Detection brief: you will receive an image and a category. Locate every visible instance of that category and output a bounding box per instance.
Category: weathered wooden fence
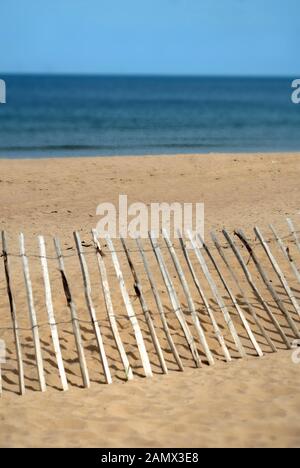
[0,218,299,396]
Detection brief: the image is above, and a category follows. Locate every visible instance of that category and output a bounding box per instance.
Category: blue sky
[1,0,298,76]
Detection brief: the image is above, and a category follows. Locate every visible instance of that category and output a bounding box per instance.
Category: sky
[0,0,298,76]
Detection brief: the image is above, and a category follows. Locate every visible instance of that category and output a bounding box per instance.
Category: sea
[0,75,299,158]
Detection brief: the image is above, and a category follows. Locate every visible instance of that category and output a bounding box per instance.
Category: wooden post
[211,231,276,353]
[19,233,46,392]
[91,229,133,381]
[270,224,300,284]
[178,232,231,362]
[162,229,214,366]
[136,237,184,371]
[236,230,300,340]
[39,236,68,391]
[287,218,300,254]
[74,232,112,384]
[149,232,202,368]
[223,229,290,349]
[254,227,300,319]
[121,236,168,374]
[54,236,90,388]
[2,231,25,395]
[187,231,246,358]
[198,233,263,357]
[106,235,153,378]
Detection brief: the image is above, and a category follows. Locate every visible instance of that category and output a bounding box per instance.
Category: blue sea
[0,75,299,158]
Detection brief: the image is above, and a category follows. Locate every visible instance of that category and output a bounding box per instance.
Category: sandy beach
[0,151,300,448]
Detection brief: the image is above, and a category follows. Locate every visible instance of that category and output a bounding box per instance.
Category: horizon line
[0,71,298,80]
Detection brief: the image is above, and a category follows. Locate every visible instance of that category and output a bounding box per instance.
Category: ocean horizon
[0,74,299,159]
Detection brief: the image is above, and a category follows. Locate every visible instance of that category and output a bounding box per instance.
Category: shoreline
[0,150,300,161]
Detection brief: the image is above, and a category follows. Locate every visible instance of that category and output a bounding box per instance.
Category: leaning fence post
[223,229,290,349]
[38,236,68,391]
[2,231,25,395]
[198,233,263,358]
[254,227,300,319]
[211,230,276,353]
[187,230,246,359]
[54,236,90,388]
[74,231,112,384]
[163,229,215,366]
[270,224,300,284]
[106,235,153,378]
[149,231,202,368]
[19,232,46,392]
[136,237,184,371]
[91,230,133,381]
[121,236,168,374]
[236,230,300,341]
[178,232,231,362]
[286,218,300,254]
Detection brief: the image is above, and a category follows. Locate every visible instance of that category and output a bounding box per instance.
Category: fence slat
[3,217,300,397]
[270,224,300,284]
[136,237,184,371]
[163,229,215,366]
[149,232,202,367]
[74,231,112,384]
[19,233,46,392]
[236,230,300,340]
[2,231,25,395]
[106,235,153,378]
[211,231,276,352]
[187,231,246,358]
[121,236,168,374]
[54,237,90,388]
[179,233,231,362]
[92,230,133,381]
[223,229,290,349]
[39,236,68,391]
[198,233,263,357]
[255,227,300,319]
[287,218,300,254]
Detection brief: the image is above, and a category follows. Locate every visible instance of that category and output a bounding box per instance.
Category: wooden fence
[0,218,299,396]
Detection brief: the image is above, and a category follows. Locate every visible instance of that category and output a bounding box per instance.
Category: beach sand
[0,151,299,448]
